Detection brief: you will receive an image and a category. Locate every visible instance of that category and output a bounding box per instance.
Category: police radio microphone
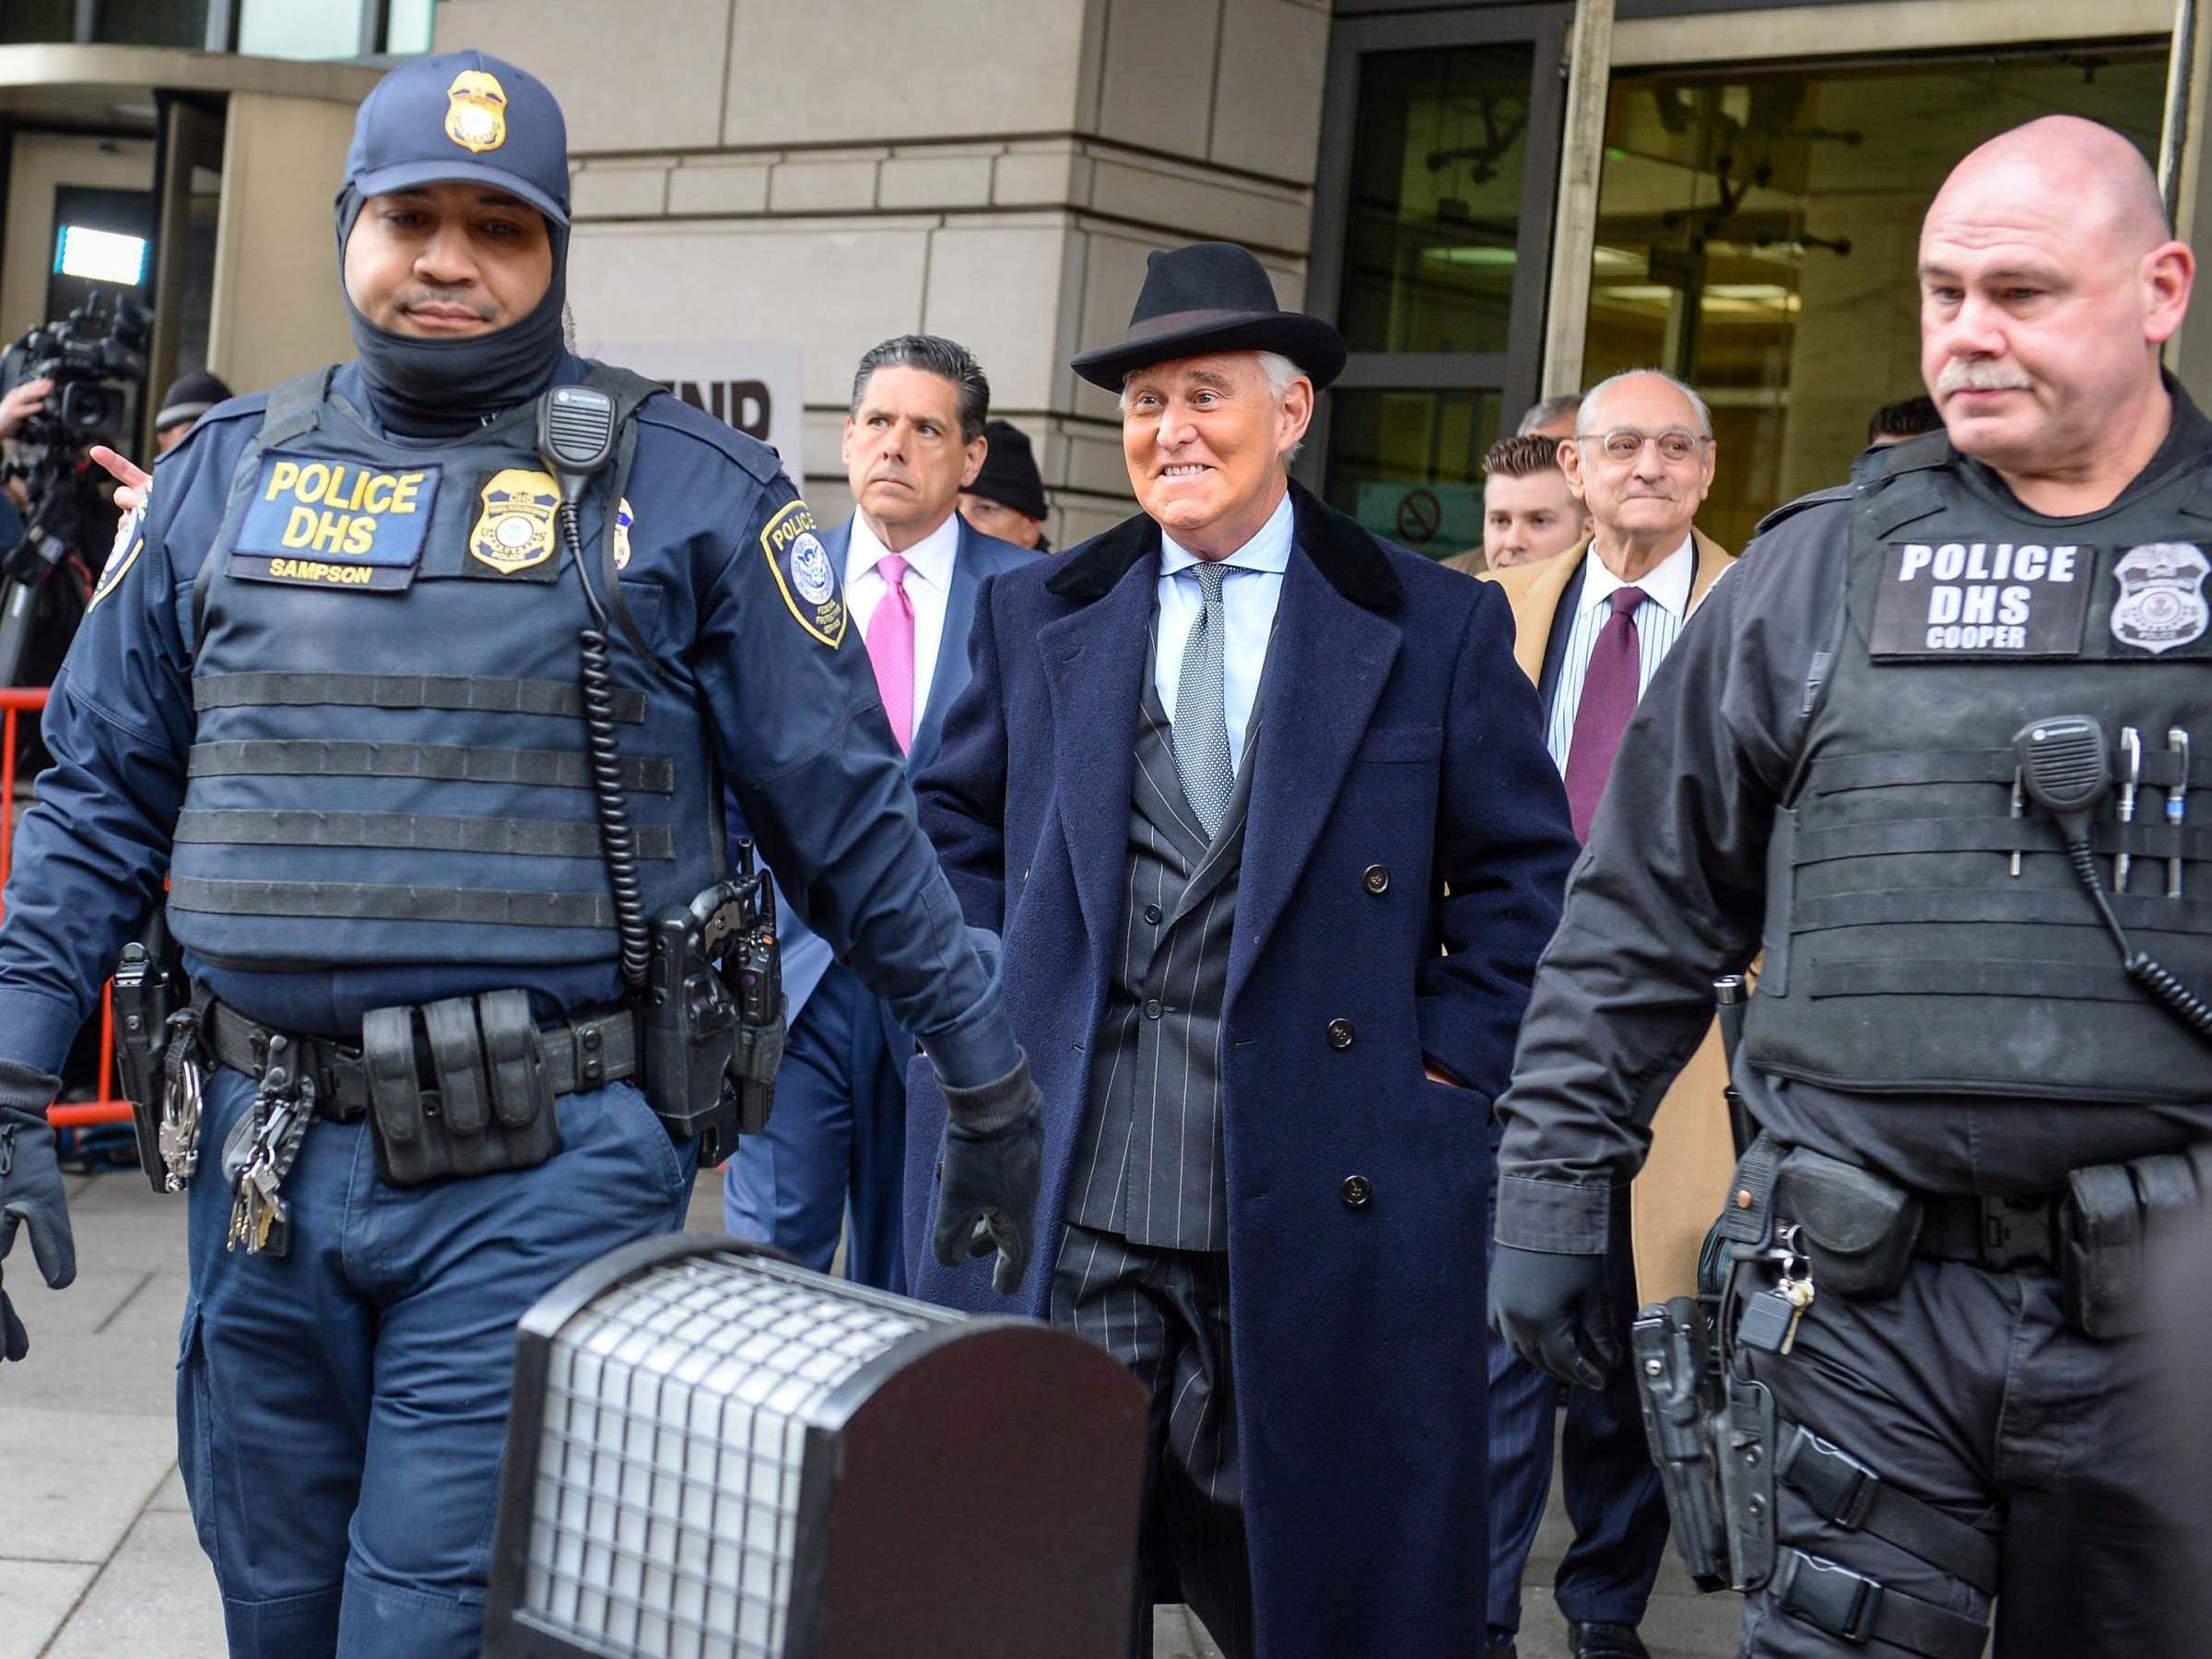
[2015,715,2212,1044]
[2015,715,2109,841]
[539,382,650,985]
[537,384,618,492]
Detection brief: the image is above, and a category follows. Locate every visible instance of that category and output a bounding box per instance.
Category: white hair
[1118,349,1309,462]
[1578,368,1713,441]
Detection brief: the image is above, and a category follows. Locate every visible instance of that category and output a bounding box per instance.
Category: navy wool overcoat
[903,481,1576,1659]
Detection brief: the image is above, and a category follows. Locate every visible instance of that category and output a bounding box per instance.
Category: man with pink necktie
[724,335,1038,1287]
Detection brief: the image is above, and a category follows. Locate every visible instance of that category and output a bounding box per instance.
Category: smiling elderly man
[905,241,1578,1659]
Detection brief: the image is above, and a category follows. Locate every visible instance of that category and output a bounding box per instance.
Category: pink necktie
[1562,585,1646,842]
[865,551,915,752]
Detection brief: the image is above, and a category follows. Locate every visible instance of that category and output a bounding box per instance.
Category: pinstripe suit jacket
[906,480,1578,1659]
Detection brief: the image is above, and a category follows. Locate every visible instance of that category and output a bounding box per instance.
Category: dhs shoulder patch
[759,500,845,647]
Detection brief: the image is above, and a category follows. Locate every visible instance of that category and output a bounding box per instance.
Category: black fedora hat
[1071,241,1347,393]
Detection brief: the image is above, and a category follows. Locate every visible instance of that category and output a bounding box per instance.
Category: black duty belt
[1914,1191,2062,1269]
[202,995,638,1123]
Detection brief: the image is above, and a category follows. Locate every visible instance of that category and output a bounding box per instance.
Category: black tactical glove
[933,1049,1042,1297]
[1489,1243,1618,1390]
[0,1061,73,1364]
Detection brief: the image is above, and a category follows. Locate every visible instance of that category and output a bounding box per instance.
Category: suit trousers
[722,963,909,1290]
[176,1065,698,1658]
[1053,1223,1254,1659]
[1484,1171,1669,1637]
[1733,1253,2194,1659]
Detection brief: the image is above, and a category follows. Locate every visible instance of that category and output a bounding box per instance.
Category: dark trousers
[1485,1176,1669,1637]
[1052,1223,1254,1659]
[722,963,908,1290]
[1735,1253,2193,1658]
[177,1065,698,1657]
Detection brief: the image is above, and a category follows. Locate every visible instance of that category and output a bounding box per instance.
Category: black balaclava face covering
[335,183,568,439]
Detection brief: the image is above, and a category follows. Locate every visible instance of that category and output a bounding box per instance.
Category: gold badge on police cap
[444,69,509,155]
[470,469,560,574]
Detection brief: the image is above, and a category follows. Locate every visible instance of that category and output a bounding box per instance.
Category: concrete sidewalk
[0,1168,1742,1658]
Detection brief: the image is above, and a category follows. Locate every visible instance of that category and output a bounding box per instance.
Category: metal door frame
[1299,2,1573,488]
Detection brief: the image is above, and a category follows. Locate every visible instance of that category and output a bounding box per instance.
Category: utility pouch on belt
[2062,1151,2202,1339]
[362,990,560,1186]
[1774,1148,1923,1299]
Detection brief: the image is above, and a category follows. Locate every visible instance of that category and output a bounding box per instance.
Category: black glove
[933,1049,1042,1296]
[0,1062,74,1364]
[1489,1242,1618,1390]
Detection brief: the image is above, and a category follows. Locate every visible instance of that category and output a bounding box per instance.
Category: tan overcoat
[1484,531,1739,1301]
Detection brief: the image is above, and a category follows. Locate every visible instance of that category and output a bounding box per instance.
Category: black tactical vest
[1742,435,2212,1104]
[168,370,724,974]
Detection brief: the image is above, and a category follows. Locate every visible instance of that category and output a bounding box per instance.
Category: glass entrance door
[1303,5,1571,563]
[1582,40,2172,551]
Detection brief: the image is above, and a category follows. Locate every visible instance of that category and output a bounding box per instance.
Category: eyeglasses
[1576,429,1710,465]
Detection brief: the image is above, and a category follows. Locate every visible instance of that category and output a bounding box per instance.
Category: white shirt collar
[1159,488,1295,576]
[1579,531,1698,618]
[845,508,960,591]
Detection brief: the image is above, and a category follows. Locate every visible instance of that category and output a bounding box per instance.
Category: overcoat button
[1326,1018,1355,1049]
[1341,1174,1373,1208]
[1144,903,1163,924]
[1145,999,1163,1019]
[1363,864,1390,895]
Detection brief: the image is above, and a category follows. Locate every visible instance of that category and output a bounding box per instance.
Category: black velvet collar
[1046,478,1402,611]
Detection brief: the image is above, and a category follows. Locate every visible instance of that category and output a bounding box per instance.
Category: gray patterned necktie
[1172,560,1235,839]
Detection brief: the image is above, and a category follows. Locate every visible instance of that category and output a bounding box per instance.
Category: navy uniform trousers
[1484,1155,1668,1641]
[721,963,908,1289]
[178,1065,697,1658]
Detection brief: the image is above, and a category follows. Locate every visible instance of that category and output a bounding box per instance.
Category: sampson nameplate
[230,453,441,591]
[1868,539,2091,659]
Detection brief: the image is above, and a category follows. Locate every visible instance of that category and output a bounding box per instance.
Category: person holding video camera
[0,49,1041,1659]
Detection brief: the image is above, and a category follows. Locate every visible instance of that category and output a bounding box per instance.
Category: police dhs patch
[759,500,846,647]
[1868,538,2092,659]
[2109,542,2209,654]
[470,469,560,577]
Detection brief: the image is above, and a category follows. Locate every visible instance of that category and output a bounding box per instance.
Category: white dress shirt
[1155,488,1294,771]
[843,509,959,725]
[1546,532,1697,773]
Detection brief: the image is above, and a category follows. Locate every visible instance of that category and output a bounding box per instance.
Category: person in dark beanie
[152,368,235,454]
[959,416,1052,549]
[9,48,1041,1657]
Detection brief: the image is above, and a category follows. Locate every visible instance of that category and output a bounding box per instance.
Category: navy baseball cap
[344,50,570,227]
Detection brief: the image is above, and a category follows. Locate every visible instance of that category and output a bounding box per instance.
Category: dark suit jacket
[771,513,1036,1023]
[905,481,1577,1659]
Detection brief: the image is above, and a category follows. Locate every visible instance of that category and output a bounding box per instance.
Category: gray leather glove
[933,1048,1042,1297]
[0,1061,73,1364]
[1488,1242,1618,1390]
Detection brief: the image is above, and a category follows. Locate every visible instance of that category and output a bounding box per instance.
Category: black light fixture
[483,1236,1147,1659]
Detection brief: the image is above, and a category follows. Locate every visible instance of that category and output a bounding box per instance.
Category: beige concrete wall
[436,0,1331,545]
[0,134,156,347]
[206,92,359,397]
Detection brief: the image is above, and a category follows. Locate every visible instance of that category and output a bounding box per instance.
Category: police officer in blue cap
[0,50,1041,1657]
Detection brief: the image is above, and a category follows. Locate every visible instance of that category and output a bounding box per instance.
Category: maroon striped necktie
[1562,585,1647,841]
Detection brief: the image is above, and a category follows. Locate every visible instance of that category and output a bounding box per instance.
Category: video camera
[0,296,151,688]
[0,295,151,451]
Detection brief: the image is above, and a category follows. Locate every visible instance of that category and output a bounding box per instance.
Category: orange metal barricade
[0,688,133,1131]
